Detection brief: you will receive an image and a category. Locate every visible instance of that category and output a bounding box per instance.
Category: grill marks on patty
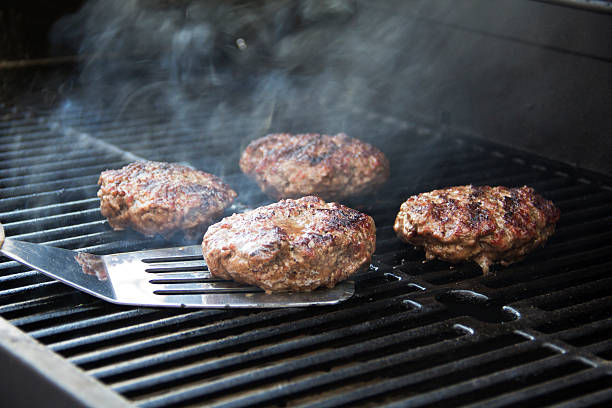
[394,185,560,272]
[98,161,236,240]
[279,133,341,164]
[202,196,376,292]
[240,133,389,201]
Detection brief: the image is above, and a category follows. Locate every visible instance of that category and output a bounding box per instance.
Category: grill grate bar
[0,161,127,188]
[0,269,50,293]
[0,268,42,283]
[77,296,404,371]
[0,174,100,198]
[490,261,612,306]
[378,355,587,408]
[0,116,41,129]
[557,316,612,345]
[58,116,171,135]
[80,126,200,145]
[0,155,122,179]
[0,126,57,140]
[234,338,552,408]
[0,141,105,161]
[93,298,419,383]
[543,186,606,206]
[45,103,161,120]
[9,303,104,328]
[0,291,94,316]
[116,315,461,402]
[133,326,485,408]
[0,280,69,305]
[550,387,612,408]
[449,169,565,191]
[530,277,612,312]
[387,157,527,187]
[0,132,76,152]
[0,151,110,171]
[510,229,611,262]
[534,296,612,334]
[553,217,612,242]
[581,338,612,357]
[66,308,299,365]
[0,197,99,221]
[557,205,612,227]
[5,220,109,243]
[48,309,227,352]
[3,208,102,235]
[28,308,171,340]
[559,191,612,212]
[2,102,612,407]
[475,245,612,291]
[50,115,167,133]
[0,185,99,212]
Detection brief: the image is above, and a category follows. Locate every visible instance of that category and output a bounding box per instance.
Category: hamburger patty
[393,185,560,272]
[202,196,376,292]
[239,133,389,201]
[98,161,236,239]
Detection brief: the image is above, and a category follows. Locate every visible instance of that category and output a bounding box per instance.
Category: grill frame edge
[0,315,134,408]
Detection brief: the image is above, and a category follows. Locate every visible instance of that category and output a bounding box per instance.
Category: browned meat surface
[202,196,376,292]
[393,185,560,272]
[239,133,389,201]
[98,161,236,239]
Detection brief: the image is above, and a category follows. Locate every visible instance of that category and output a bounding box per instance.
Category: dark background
[1,0,611,176]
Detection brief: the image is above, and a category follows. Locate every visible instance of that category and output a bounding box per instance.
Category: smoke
[48,0,465,206]
[49,0,436,129]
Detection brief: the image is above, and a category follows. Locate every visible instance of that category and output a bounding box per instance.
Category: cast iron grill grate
[1,102,612,407]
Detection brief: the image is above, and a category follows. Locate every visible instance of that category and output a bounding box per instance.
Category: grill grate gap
[535,280,612,312]
[414,360,590,408]
[536,303,612,335]
[32,309,194,344]
[565,325,612,348]
[220,334,529,408]
[501,373,612,408]
[480,245,612,290]
[94,301,417,384]
[123,323,467,404]
[51,309,234,356]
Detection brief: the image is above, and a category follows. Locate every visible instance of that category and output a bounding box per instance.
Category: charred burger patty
[202,196,376,292]
[239,133,389,201]
[98,161,236,239]
[393,185,560,272]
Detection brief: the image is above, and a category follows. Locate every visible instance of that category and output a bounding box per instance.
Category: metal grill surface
[1,102,612,407]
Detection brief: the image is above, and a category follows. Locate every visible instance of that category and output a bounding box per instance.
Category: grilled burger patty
[394,185,560,272]
[98,161,236,239]
[239,133,389,201]
[202,196,376,292]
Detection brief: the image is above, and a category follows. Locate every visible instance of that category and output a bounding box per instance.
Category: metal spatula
[0,224,354,308]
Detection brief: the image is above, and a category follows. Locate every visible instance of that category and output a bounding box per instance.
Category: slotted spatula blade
[0,226,354,308]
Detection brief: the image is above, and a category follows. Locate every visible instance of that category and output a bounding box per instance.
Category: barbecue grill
[2,99,612,407]
[2,0,612,407]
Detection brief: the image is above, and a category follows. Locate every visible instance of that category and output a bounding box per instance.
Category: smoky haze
[51,0,522,211]
[49,0,441,142]
[48,0,612,179]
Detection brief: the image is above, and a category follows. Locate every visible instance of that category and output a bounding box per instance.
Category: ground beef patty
[98,161,236,239]
[394,185,560,273]
[202,196,376,292]
[239,133,389,201]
